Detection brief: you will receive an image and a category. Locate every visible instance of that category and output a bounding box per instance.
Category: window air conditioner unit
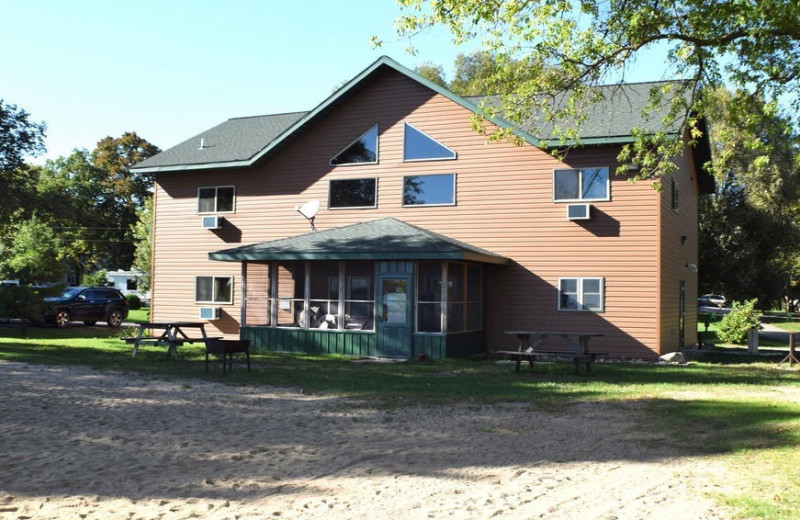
[199,307,220,320]
[566,203,591,221]
[202,216,222,229]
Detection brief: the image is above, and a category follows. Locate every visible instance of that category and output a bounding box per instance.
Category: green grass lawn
[125,307,150,324]
[0,324,798,519]
[769,321,800,333]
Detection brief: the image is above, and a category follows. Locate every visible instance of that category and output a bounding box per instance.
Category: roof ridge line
[228,110,309,121]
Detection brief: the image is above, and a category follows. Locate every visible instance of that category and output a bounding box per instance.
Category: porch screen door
[377,275,413,358]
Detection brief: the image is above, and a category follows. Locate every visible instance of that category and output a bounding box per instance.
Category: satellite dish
[295,200,320,231]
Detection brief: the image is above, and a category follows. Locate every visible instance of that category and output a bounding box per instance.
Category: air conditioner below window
[566,203,591,221]
[202,216,222,229]
[199,307,220,320]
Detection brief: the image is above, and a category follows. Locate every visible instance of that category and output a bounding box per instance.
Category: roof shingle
[209,217,509,264]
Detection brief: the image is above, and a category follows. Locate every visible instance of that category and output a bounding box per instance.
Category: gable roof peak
[131,55,705,174]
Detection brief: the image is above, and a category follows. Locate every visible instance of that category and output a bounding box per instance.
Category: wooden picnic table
[124,322,220,361]
[496,330,607,374]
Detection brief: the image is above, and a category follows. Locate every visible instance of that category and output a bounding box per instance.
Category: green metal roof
[209,217,509,264]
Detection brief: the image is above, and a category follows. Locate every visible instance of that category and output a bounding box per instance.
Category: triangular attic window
[330,124,379,166]
[404,123,456,161]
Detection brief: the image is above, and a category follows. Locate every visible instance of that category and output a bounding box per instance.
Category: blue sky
[2,1,668,162]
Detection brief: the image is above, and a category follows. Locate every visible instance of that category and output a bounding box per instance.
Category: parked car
[698,294,726,308]
[44,287,129,327]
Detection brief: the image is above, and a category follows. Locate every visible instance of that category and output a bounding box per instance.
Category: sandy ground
[0,361,731,520]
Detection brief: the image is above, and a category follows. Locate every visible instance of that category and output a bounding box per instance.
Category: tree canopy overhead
[383,0,800,180]
[0,99,46,173]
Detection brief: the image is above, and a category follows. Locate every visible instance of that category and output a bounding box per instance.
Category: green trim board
[241,327,460,360]
[242,326,378,357]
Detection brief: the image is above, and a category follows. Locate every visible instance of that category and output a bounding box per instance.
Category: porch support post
[441,261,448,334]
[241,261,247,326]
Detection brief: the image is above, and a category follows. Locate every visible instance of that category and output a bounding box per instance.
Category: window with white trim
[198,186,235,213]
[553,167,609,201]
[329,178,377,208]
[403,174,456,206]
[330,124,378,166]
[195,276,233,304]
[558,277,604,311]
[403,122,456,161]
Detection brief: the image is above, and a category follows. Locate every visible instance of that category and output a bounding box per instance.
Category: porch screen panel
[309,262,340,329]
[417,261,442,333]
[277,262,305,327]
[466,264,483,330]
[344,262,374,330]
[244,262,271,326]
[447,263,464,332]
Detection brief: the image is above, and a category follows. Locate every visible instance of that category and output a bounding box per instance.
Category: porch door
[377,274,413,358]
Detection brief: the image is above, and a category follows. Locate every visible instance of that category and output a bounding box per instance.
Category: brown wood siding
[658,137,701,353]
[152,69,674,356]
[243,262,270,326]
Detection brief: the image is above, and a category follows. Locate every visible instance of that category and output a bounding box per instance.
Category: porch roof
[209,217,509,265]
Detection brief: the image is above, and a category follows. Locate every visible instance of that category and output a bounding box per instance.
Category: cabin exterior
[132,56,713,360]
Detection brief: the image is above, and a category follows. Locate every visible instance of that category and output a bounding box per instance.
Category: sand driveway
[0,361,728,519]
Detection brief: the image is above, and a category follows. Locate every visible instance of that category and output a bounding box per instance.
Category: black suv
[44,287,129,328]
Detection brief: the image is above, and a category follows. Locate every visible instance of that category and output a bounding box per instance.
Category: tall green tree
[33,132,160,281]
[0,99,46,172]
[699,89,800,307]
[0,214,64,283]
[36,150,115,279]
[383,0,800,180]
[91,132,160,209]
[416,51,521,96]
[414,62,447,87]
[0,100,46,221]
[131,197,153,292]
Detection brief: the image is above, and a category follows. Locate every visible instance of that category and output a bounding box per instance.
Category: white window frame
[557,277,605,312]
[329,124,379,166]
[197,185,236,214]
[552,167,610,202]
[402,173,457,207]
[403,122,457,162]
[195,275,234,304]
[328,177,378,209]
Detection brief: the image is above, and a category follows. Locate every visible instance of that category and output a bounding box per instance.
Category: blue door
[376,274,413,358]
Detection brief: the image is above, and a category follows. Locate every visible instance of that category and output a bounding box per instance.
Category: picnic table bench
[496,331,608,374]
[123,321,221,361]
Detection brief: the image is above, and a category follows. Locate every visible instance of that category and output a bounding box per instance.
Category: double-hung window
[553,167,609,201]
[558,277,604,311]
[198,186,235,213]
[196,276,233,304]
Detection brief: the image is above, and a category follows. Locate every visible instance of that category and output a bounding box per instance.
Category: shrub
[0,284,48,325]
[81,270,108,287]
[125,293,142,310]
[717,299,761,344]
